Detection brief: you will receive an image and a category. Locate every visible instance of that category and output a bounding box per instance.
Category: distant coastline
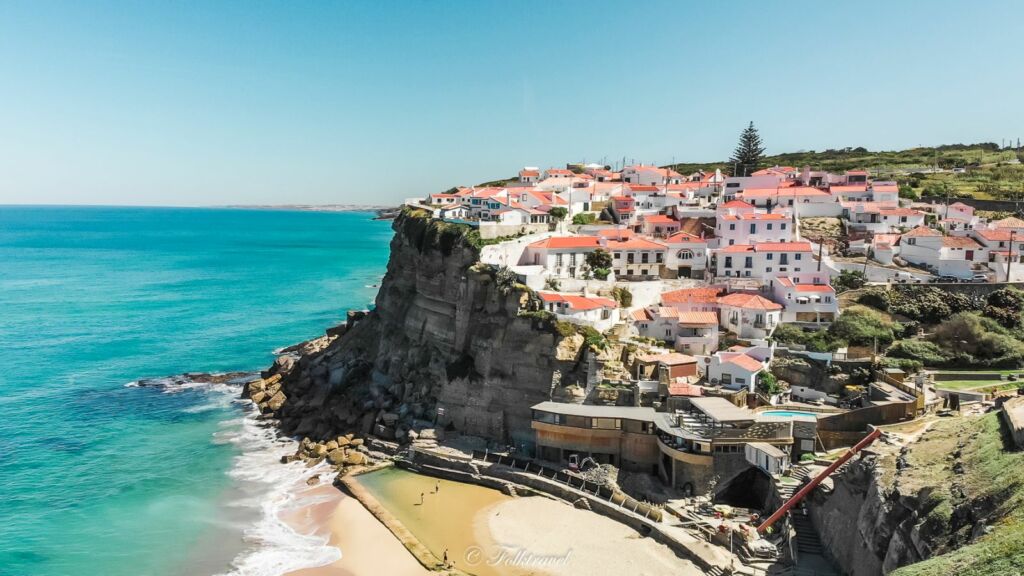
[222,204,401,220]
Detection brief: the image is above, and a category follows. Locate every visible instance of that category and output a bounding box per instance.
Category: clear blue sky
[2,0,1022,206]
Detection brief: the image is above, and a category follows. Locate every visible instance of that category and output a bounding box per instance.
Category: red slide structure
[757,427,882,533]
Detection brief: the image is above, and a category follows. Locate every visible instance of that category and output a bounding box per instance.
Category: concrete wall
[479,221,550,240]
[1002,397,1024,449]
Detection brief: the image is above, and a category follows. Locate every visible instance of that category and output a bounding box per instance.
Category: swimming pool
[760,410,820,419]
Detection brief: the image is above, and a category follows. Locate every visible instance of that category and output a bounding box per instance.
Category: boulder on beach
[266,391,286,411]
[327,448,347,465]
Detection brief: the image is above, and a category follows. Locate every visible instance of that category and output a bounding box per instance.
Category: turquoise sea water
[0,206,393,576]
[760,410,819,419]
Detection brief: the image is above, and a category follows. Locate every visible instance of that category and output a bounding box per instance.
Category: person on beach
[443,548,449,567]
[420,492,425,505]
[435,480,440,493]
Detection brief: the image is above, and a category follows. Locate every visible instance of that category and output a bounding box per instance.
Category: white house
[898,226,984,279]
[605,237,667,280]
[538,292,620,332]
[971,228,1024,281]
[740,186,842,217]
[714,241,816,283]
[844,204,926,233]
[639,214,681,238]
[520,236,602,278]
[663,232,709,279]
[771,276,839,324]
[660,287,725,313]
[519,167,540,184]
[721,175,787,200]
[621,165,683,186]
[707,351,767,393]
[630,308,720,355]
[715,212,793,246]
[746,442,790,476]
[717,292,782,340]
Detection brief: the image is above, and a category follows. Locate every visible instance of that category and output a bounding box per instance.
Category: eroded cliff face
[809,414,1015,576]
[246,211,584,446]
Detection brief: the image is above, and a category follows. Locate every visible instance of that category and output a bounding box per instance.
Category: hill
[666,143,1024,201]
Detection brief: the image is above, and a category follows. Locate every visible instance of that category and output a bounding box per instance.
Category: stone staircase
[791,512,824,556]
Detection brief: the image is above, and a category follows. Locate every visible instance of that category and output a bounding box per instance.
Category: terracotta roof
[538,292,618,311]
[719,213,789,221]
[546,169,573,175]
[676,311,719,324]
[644,215,678,224]
[627,185,661,192]
[741,186,830,198]
[717,293,782,310]
[940,236,981,249]
[974,229,1015,242]
[630,308,653,321]
[830,185,869,193]
[528,236,602,249]
[519,170,539,177]
[720,200,754,209]
[794,284,835,293]
[994,217,1024,229]
[719,241,813,253]
[605,238,667,251]
[661,287,724,305]
[902,226,941,237]
[723,353,765,372]
[877,208,923,216]
[664,232,706,244]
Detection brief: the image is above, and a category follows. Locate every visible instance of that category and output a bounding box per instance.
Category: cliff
[808,412,1024,576]
[244,209,585,447]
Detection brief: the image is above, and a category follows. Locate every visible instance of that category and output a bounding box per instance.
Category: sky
[1,0,1023,206]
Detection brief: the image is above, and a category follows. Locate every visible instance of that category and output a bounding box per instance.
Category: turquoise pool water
[760,410,820,419]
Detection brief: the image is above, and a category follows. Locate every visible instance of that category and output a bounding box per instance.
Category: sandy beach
[282,468,702,576]
[483,497,703,576]
[284,483,427,576]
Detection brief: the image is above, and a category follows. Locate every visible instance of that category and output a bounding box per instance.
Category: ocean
[0,206,394,576]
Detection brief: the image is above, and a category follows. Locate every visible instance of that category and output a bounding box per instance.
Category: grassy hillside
[667,143,1024,201]
[890,412,1024,576]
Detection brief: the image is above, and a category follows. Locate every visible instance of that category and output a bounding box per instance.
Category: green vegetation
[729,121,766,177]
[757,371,782,395]
[610,286,633,307]
[832,269,867,293]
[890,413,1024,576]
[773,305,900,352]
[586,249,613,281]
[547,206,568,221]
[665,142,1024,201]
[572,213,597,225]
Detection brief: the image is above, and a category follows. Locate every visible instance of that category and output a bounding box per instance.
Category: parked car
[972,273,990,283]
[893,271,917,283]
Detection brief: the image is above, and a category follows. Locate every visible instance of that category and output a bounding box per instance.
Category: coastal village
[244,155,1024,576]
[385,161,1021,574]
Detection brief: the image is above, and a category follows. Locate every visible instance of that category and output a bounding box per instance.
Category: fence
[471,450,663,522]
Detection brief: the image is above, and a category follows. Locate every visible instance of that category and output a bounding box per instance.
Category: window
[614,252,621,259]
[641,253,649,264]
[749,223,756,234]
[780,253,789,265]
[591,418,620,430]
[677,249,693,260]
[729,223,736,231]
[725,256,733,268]
[735,377,745,385]
[766,267,773,273]
[627,253,635,264]
[766,253,773,260]
[767,223,773,230]
[781,223,787,230]
[825,296,832,303]
[744,256,753,268]
[795,253,802,260]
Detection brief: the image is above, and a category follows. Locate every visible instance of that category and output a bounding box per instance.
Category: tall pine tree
[729,121,766,177]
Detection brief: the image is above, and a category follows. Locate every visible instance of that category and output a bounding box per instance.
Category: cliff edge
[244,208,584,447]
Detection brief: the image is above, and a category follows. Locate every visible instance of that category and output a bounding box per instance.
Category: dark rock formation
[244,209,584,446]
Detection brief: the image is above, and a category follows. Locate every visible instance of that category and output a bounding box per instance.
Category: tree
[833,270,867,293]
[585,249,613,271]
[548,207,568,221]
[572,213,597,225]
[729,121,766,177]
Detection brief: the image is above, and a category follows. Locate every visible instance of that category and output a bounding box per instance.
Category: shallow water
[0,206,392,576]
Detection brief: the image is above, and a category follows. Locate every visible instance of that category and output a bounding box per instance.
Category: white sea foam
[129,374,343,576]
[217,407,342,576]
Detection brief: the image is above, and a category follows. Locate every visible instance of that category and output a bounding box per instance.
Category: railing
[471,450,663,522]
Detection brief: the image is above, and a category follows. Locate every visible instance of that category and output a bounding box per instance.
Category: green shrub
[888,340,951,366]
[857,288,890,311]
[555,321,577,338]
[828,305,897,347]
[579,326,607,350]
[611,286,633,307]
[593,268,611,280]
[930,313,1024,367]
[572,213,597,225]
[833,270,867,293]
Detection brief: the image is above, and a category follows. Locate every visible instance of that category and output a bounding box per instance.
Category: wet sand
[285,483,427,576]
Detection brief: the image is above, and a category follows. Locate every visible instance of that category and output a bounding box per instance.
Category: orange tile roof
[720,200,754,209]
[630,308,653,321]
[903,226,941,237]
[723,353,765,372]
[974,229,1015,242]
[538,292,618,310]
[665,232,706,244]
[742,186,830,198]
[994,217,1024,228]
[668,382,703,397]
[637,352,697,365]
[940,236,981,249]
[661,287,724,305]
[719,213,789,221]
[528,236,602,249]
[717,292,782,310]
[595,228,636,239]
[719,241,812,253]
[644,215,678,224]
[676,311,719,324]
[794,284,835,293]
[605,238,667,251]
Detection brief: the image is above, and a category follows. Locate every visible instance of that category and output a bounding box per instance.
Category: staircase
[791,512,824,556]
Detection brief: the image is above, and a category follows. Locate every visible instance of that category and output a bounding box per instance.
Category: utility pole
[1008,230,1016,282]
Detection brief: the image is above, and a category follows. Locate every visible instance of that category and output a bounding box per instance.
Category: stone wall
[1003,397,1024,449]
